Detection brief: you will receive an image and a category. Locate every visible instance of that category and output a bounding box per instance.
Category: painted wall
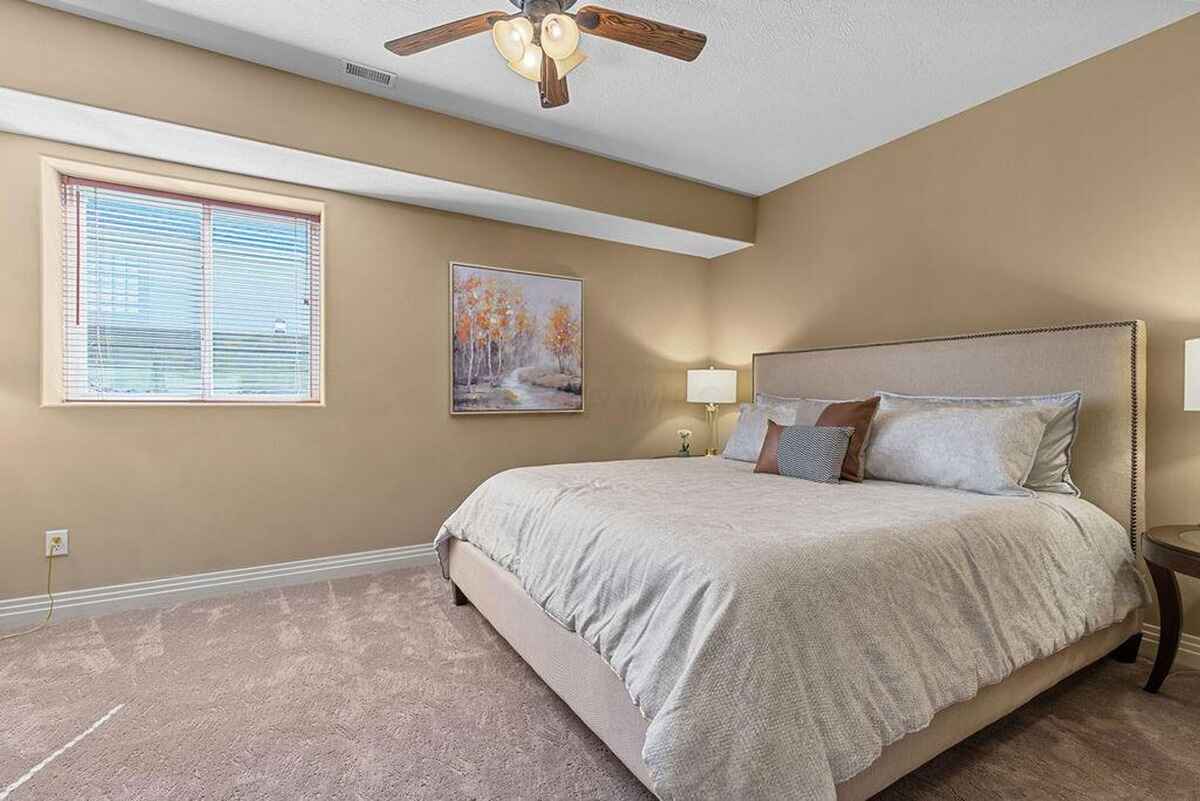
[0,134,710,598]
[710,15,1200,635]
[3,0,1197,657]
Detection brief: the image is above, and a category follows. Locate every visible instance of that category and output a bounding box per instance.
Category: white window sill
[41,401,326,408]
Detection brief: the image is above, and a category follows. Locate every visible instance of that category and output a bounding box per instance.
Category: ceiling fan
[384,1,707,110]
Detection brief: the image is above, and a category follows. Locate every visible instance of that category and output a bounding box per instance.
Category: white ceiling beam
[0,88,752,259]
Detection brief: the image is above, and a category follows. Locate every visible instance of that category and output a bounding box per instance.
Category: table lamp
[687,367,738,456]
[1187,339,1200,411]
[1185,338,1200,545]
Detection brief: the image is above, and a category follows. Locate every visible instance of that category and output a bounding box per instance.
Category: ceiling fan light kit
[384,0,707,109]
[540,13,581,60]
[492,17,533,62]
[508,44,544,82]
[554,49,587,78]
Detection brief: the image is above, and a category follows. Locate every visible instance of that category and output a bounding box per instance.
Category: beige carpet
[1,565,1197,800]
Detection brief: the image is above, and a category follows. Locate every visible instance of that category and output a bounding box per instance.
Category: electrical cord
[0,556,55,642]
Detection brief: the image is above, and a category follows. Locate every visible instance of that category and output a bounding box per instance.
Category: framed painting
[449,262,584,415]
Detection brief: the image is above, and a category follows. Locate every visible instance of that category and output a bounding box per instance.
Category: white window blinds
[61,178,322,403]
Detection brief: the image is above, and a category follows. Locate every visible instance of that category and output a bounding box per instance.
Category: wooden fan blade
[385,11,510,56]
[539,56,570,109]
[574,6,706,62]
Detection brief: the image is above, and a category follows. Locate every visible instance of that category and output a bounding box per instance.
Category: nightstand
[1143,525,1200,693]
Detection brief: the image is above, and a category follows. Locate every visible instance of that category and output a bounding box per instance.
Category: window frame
[41,157,326,407]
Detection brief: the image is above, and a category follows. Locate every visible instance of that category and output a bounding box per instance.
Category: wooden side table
[1142,525,1200,693]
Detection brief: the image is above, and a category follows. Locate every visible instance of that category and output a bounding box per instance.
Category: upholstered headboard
[753,321,1147,550]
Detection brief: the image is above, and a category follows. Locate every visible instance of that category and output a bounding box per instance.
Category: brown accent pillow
[815,396,880,481]
[754,419,786,474]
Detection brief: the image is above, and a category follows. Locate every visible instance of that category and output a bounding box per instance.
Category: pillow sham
[755,422,854,483]
[876,391,1081,495]
[755,393,842,425]
[865,401,1057,496]
[814,397,880,482]
[722,398,801,462]
[751,394,879,479]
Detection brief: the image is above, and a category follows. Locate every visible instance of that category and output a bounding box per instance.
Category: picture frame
[449,262,584,415]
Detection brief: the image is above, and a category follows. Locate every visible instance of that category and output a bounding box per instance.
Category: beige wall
[0,0,739,601]
[710,15,1200,634]
[0,133,711,598]
[4,0,1197,649]
[0,0,754,244]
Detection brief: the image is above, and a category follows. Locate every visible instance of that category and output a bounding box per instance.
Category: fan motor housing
[509,0,578,11]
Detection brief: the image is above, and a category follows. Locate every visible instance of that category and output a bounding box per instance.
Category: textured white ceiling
[31,0,1200,196]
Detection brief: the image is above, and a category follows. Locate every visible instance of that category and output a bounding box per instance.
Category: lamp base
[705,402,720,457]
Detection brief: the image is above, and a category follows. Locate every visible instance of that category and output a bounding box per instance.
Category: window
[60,177,322,403]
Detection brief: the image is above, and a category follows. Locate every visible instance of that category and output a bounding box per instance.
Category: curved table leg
[1145,562,1182,693]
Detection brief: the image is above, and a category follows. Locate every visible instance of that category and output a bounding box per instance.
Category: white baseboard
[0,543,437,630]
[1141,623,1200,670]
[8,552,1198,674]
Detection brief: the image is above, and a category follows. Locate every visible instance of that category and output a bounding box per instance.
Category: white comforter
[434,457,1148,801]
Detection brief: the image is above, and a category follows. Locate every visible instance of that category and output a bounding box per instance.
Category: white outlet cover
[46,529,69,557]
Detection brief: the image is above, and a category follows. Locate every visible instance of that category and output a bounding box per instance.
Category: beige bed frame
[446,320,1148,800]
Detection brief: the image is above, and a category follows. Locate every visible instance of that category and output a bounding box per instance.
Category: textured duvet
[434,457,1148,801]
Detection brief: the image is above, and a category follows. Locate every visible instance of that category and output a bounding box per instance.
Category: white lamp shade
[687,368,737,404]
[1186,339,1200,411]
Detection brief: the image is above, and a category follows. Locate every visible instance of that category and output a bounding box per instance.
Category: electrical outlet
[45,529,69,557]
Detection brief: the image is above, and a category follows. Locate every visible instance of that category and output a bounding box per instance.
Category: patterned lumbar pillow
[755,421,855,483]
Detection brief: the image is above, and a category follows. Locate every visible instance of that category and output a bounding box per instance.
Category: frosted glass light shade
[492,20,526,62]
[554,49,587,78]
[508,45,543,82]
[510,17,535,44]
[1186,339,1200,411]
[687,368,737,404]
[541,13,580,60]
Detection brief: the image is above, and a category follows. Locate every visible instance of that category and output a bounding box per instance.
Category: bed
[436,321,1150,801]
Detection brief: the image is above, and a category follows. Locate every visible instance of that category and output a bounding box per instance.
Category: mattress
[435,457,1149,801]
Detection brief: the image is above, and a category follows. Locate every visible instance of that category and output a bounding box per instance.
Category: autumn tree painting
[544,303,581,373]
[451,264,582,413]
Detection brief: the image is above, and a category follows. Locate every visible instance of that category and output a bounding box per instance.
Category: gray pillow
[722,399,801,462]
[776,425,854,483]
[876,391,1081,495]
[755,393,849,426]
[728,394,859,462]
[865,400,1057,496]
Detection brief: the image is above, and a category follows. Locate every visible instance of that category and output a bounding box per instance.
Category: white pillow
[865,400,1057,496]
[756,393,849,420]
[725,393,868,464]
[876,391,1082,495]
[724,394,858,462]
[722,399,801,462]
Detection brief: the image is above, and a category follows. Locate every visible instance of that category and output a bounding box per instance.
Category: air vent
[343,60,396,88]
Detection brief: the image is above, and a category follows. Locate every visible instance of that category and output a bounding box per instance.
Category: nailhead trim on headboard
[752,321,1143,554]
